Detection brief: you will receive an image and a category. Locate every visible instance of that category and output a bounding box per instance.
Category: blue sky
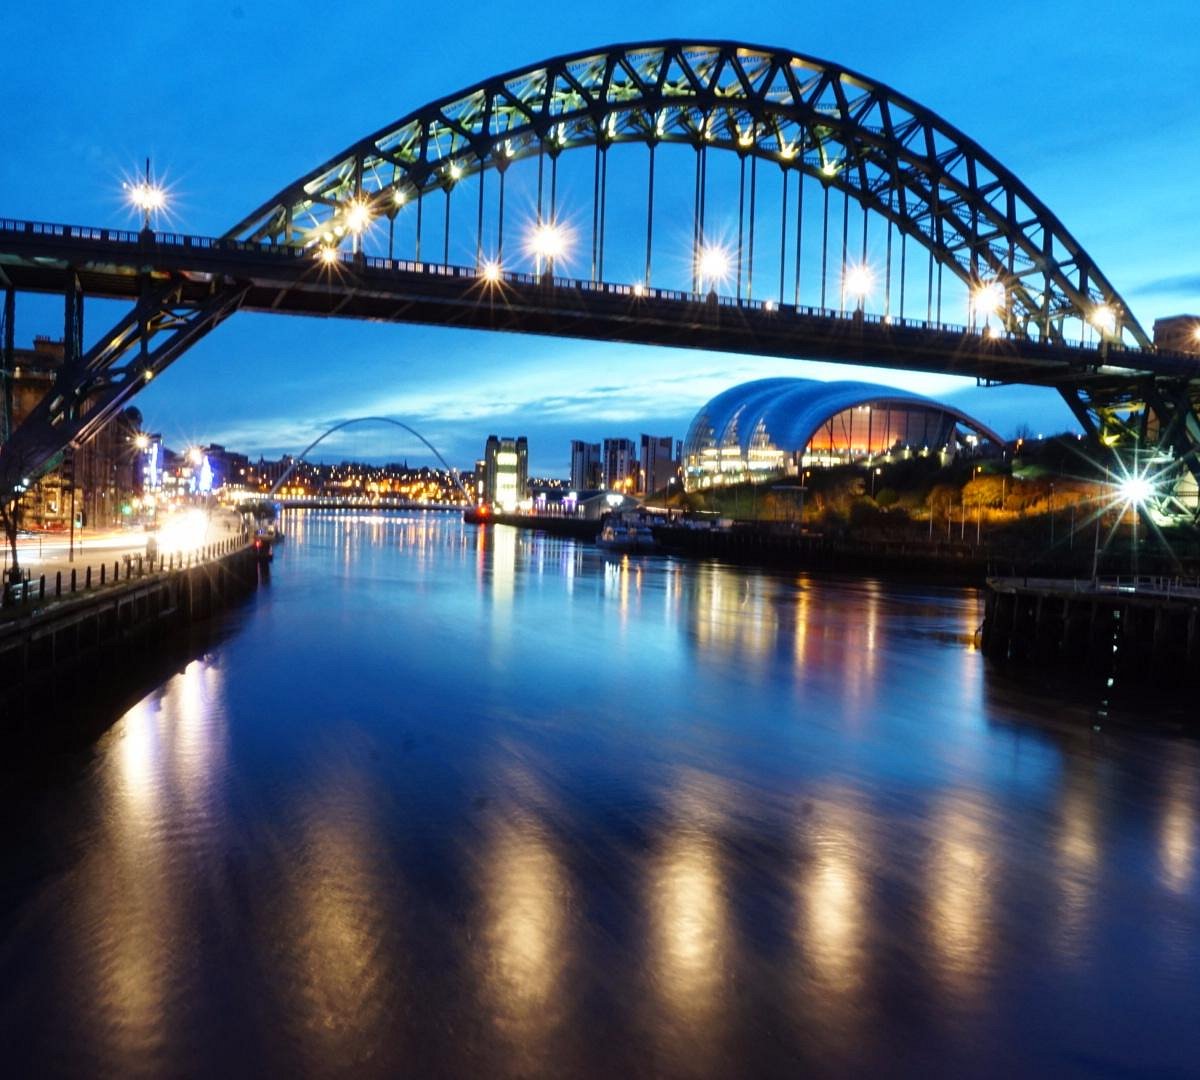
[5,1,1199,474]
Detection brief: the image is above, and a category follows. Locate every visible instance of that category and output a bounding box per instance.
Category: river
[1,511,1197,1077]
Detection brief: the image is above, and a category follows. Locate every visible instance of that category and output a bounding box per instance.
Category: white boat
[596,520,658,553]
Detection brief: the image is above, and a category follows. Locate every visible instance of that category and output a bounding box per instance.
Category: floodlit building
[682,378,1002,491]
[481,435,528,510]
[5,336,145,528]
[570,440,602,490]
[603,438,638,492]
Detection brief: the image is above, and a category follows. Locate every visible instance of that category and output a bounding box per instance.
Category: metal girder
[1063,377,1200,524]
[0,278,246,497]
[227,39,1150,350]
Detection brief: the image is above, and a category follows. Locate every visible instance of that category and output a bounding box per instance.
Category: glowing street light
[124,158,166,228]
[528,221,569,275]
[479,259,502,283]
[344,198,373,235]
[187,446,204,466]
[133,433,150,451]
[843,263,873,309]
[1118,473,1154,507]
[696,243,731,291]
[971,280,1005,325]
[1090,303,1118,337]
[317,246,339,267]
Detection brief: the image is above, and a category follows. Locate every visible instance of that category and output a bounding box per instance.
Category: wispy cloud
[1127,273,1200,299]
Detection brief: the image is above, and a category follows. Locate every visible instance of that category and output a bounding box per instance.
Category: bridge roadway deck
[3,218,1198,388]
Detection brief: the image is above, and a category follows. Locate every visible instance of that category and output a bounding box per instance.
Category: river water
[1,511,1197,1077]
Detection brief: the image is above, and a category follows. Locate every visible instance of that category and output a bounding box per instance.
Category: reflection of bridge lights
[971,280,1005,321]
[843,264,873,304]
[1090,303,1117,336]
[317,246,339,266]
[480,259,502,283]
[344,198,372,234]
[633,282,646,297]
[696,244,731,289]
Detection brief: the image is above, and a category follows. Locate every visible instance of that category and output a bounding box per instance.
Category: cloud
[1127,273,1200,299]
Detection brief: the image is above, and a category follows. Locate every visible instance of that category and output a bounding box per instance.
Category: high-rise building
[569,440,602,490]
[639,434,676,495]
[482,435,528,510]
[603,438,638,492]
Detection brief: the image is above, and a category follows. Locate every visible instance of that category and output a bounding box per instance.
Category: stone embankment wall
[0,541,262,685]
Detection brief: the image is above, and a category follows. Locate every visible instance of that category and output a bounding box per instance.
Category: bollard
[71,568,77,593]
[85,567,92,589]
[56,571,62,597]
[39,576,45,601]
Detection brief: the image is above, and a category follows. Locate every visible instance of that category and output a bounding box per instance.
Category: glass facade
[683,379,1001,491]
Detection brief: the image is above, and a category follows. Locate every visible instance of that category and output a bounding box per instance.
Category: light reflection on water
[1,511,1198,1077]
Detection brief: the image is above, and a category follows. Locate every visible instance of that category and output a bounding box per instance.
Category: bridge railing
[7,215,1198,369]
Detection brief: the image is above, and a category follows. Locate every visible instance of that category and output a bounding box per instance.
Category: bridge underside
[2,224,1199,523]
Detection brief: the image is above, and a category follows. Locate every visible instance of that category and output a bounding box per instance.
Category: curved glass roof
[684,377,1003,459]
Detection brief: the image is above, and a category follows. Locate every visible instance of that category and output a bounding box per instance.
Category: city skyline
[4,1,1197,475]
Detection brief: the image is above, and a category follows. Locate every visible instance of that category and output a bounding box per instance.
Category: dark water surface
[1,511,1197,1078]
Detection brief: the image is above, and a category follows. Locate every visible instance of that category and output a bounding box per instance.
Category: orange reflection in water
[926,793,995,996]
[1054,764,1101,958]
[648,774,731,1062]
[479,809,569,1052]
[1160,749,1198,893]
[75,656,226,1069]
[798,795,868,999]
[283,784,400,1065]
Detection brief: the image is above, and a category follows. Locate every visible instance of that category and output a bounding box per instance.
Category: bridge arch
[228,40,1149,349]
[269,416,469,500]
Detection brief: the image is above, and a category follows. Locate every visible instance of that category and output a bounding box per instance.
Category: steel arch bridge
[1,40,1198,519]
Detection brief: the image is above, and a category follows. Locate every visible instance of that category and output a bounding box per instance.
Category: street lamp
[528,221,569,277]
[843,264,873,312]
[124,158,166,229]
[970,280,1005,329]
[695,243,731,293]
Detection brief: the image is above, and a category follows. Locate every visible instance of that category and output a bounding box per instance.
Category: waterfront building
[1153,314,1200,354]
[570,440,602,490]
[682,378,1002,491]
[481,435,528,510]
[638,434,677,495]
[602,438,638,492]
[5,336,145,527]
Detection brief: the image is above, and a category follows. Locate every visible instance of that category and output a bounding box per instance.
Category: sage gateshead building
[682,378,1003,491]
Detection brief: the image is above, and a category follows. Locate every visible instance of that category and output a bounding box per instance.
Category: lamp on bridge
[529,221,569,279]
[124,157,167,230]
[344,198,373,255]
[844,264,873,314]
[696,243,731,296]
[970,280,1006,331]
